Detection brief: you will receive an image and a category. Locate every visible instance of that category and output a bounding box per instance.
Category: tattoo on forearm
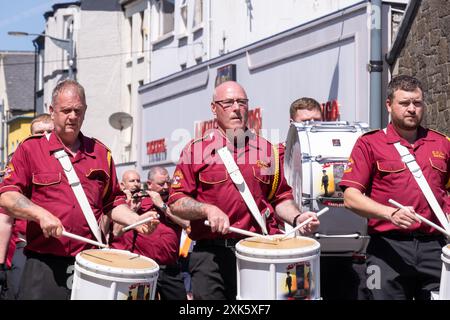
[12,196,32,211]
[171,197,205,219]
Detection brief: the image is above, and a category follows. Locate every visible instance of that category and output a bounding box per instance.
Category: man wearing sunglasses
[168,81,319,300]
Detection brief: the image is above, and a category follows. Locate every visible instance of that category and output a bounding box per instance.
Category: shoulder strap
[384,129,450,232]
[45,134,104,245]
[217,147,269,235]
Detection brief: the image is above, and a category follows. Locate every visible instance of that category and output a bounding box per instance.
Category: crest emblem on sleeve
[1,163,14,180]
[171,170,184,189]
[343,157,353,173]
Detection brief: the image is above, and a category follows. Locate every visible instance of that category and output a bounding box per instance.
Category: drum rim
[442,244,450,257]
[76,248,159,275]
[236,235,320,258]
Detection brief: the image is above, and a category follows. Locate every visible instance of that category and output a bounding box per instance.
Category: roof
[1,51,35,111]
[44,1,80,20]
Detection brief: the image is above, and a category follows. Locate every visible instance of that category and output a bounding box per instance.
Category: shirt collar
[385,123,433,145]
[214,127,260,152]
[47,131,96,158]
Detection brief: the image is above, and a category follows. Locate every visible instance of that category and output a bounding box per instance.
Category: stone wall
[396,0,450,136]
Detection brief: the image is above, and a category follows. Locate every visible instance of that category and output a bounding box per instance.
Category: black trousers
[320,255,370,300]
[18,252,75,300]
[189,245,237,300]
[366,233,446,300]
[156,263,187,300]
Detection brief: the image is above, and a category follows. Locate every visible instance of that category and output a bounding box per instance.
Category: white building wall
[139,3,372,175]
[121,0,151,167]
[42,5,81,112]
[76,0,124,163]
[148,0,366,81]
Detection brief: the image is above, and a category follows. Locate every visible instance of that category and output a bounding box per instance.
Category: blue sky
[0,0,75,51]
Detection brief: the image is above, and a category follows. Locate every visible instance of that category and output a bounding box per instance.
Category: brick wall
[397,0,450,136]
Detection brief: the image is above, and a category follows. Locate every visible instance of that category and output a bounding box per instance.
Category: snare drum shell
[235,236,321,300]
[70,249,159,300]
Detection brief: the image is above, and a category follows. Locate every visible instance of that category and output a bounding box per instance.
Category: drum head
[79,249,157,270]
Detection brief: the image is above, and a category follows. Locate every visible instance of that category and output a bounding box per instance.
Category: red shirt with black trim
[110,197,181,266]
[167,128,293,240]
[0,131,125,257]
[339,124,450,234]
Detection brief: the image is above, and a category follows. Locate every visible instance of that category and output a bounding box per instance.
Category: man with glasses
[110,167,189,300]
[168,80,319,300]
[341,75,450,300]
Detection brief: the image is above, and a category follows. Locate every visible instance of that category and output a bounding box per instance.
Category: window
[127,16,133,56]
[154,0,174,39]
[63,15,74,69]
[179,0,188,35]
[140,11,145,53]
[193,0,203,28]
[127,84,132,113]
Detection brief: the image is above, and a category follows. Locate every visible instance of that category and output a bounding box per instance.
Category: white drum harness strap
[45,133,104,245]
[217,147,269,235]
[383,128,450,233]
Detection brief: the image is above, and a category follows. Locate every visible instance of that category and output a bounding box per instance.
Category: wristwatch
[159,203,168,212]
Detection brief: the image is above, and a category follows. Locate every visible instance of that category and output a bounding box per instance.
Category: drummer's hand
[146,190,164,208]
[295,211,320,236]
[134,211,160,234]
[39,211,64,238]
[112,223,125,237]
[124,190,142,212]
[388,206,420,229]
[206,205,230,234]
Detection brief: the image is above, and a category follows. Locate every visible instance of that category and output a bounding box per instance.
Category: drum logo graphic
[282,262,313,300]
[126,283,153,300]
[317,162,346,206]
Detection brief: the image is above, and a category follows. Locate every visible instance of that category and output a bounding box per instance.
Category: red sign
[146,138,167,163]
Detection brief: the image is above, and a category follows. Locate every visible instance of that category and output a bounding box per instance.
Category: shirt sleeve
[0,143,32,197]
[339,137,373,193]
[168,143,198,205]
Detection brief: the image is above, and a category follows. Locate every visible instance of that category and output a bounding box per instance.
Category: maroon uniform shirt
[0,132,125,257]
[110,197,181,266]
[340,124,450,234]
[168,128,294,240]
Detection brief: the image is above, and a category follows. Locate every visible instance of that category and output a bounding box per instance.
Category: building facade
[0,51,35,167]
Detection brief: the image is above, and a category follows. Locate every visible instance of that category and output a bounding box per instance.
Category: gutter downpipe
[32,40,38,117]
[369,0,383,130]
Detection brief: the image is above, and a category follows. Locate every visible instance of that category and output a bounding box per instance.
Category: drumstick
[388,199,450,238]
[280,207,330,240]
[62,230,108,248]
[122,214,160,232]
[203,220,273,240]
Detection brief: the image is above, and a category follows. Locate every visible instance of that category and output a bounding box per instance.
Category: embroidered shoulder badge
[171,170,184,189]
[343,157,354,173]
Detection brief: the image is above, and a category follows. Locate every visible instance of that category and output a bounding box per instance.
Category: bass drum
[284,121,370,255]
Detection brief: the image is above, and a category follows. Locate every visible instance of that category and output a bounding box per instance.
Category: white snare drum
[285,121,370,253]
[235,235,320,300]
[71,249,159,300]
[439,244,450,300]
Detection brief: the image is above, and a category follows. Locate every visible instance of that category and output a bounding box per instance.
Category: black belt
[195,238,241,248]
[374,231,444,241]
